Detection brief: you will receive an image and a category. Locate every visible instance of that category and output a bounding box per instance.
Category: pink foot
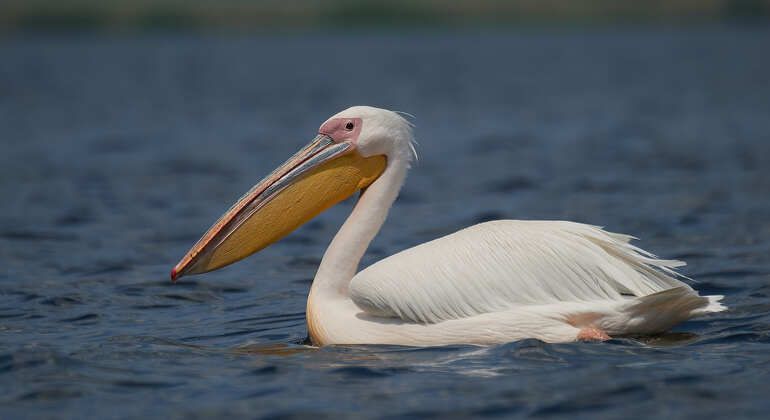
[577,327,611,341]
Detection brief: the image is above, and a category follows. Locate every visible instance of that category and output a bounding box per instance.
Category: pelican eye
[345,121,355,130]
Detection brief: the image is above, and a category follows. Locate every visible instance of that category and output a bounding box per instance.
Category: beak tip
[170,267,178,282]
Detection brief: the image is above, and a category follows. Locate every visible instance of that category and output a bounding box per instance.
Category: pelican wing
[349,220,690,324]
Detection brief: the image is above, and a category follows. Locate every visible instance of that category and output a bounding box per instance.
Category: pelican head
[171,106,414,280]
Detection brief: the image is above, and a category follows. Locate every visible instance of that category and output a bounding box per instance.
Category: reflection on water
[1,28,770,418]
[630,332,699,346]
[233,343,316,356]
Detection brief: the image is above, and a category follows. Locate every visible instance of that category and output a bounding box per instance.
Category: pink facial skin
[318,117,363,144]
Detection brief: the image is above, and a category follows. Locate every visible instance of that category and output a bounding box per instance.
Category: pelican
[171,106,725,346]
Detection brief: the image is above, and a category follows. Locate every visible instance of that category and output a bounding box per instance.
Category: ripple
[39,296,83,307]
[242,387,283,399]
[131,304,178,310]
[0,311,27,319]
[157,158,237,177]
[487,176,536,193]
[161,293,217,303]
[60,313,100,323]
[471,211,510,224]
[692,269,766,279]
[0,230,77,241]
[112,379,180,389]
[287,256,322,268]
[225,312,305,325]
[232,343,315,356]
[72,262,133,277]
[248,365,278,375]
[0,356,46,374]
[280,234,317,245]
[696,331,769,345]
[330,366,391,378]
[17,389,82,401]
[182,329,271,342]
[54,208,95,227]
[472,404,524,417]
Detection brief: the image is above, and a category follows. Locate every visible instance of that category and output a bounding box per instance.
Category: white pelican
[171,106,725,346]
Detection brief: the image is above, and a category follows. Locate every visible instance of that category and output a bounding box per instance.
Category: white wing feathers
[349,220,697,324]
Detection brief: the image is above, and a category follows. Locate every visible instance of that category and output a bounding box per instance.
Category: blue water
[1,28,769,418]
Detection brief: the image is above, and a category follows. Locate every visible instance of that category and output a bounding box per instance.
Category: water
[1,28,769,418]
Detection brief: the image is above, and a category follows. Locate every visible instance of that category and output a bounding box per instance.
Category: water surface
[1,29,769,418]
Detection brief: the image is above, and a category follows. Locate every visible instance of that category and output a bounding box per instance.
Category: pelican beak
[171,134,386,281]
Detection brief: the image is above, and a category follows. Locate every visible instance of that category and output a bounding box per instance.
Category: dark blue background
[1,28,769,418]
